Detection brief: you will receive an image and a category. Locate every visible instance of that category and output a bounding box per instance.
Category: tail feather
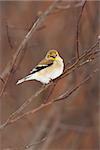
[16,74,34,85]
[16,78,26,85]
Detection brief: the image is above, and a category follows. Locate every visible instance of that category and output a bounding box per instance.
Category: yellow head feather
[46,50,59,60]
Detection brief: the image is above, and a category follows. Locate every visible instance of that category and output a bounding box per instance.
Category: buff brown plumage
[16,50,64,84]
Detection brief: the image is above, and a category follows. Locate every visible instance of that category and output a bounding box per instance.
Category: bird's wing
[30,59,53,74]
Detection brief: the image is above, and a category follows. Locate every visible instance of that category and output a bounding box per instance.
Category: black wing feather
[29,62,53,75]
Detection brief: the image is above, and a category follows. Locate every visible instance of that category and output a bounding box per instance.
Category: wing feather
[30,59,53,74]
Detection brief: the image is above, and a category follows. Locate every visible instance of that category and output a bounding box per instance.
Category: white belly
[34,58,64,84]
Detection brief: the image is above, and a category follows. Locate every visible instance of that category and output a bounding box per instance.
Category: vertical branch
[41,107,61,150]
[98,36,100,50]
[43,81,57,103]
[76,0,86,59]
[6,23,13,49]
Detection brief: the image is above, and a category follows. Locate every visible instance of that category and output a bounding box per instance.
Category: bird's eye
[48,54,50,57]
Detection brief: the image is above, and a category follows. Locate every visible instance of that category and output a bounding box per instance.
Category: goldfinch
[16,50,64,85]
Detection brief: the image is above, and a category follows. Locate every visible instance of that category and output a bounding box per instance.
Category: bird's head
[46,50,59,60]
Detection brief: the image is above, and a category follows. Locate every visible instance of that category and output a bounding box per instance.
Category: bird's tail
[16,74,34,85]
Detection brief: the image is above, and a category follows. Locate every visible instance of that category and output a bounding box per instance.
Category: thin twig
[0,85,48,129]
[76,0,86,59]
[25,137,47,150]
[43,80,57,103]
[10,69,99,123]
[54,69,99,102]
[55,1,85,10]
[0,0,60,98]
[0,76,5,84]
[61,39,99,79]
[0,68,99,130]
[6,23,13,49]
[0,38,99,130]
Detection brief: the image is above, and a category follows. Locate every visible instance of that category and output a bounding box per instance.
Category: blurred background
[0,1,100,150]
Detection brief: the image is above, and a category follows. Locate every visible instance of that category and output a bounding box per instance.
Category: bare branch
[6,23,13,49]
[54,69,99,102]
[0,67,99,130]
[3,69,98,128]
[1,2,99,150]
[25,137,47,150]
[76,0,86,59]
[0,76,5,84]
[0,0,60,97]
[0,38,99,130]
[61,39,99,79]
[55,1,86,10]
